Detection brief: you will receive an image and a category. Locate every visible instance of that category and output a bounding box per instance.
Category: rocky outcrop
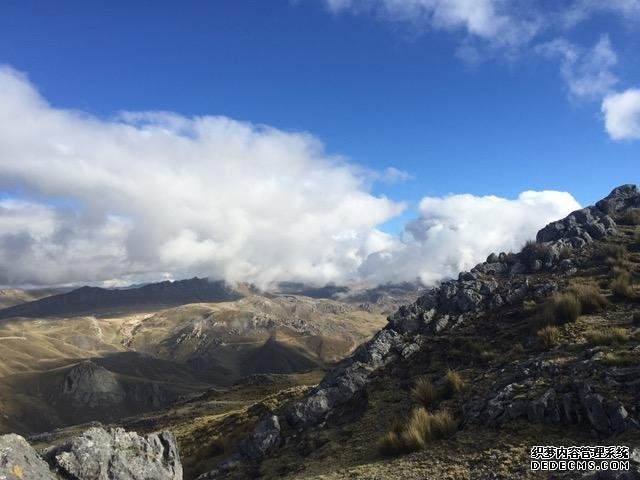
[0,427,182,480]
[0,434,57,479]
[465,380,635,438]
[46,427,182,480]
[59,361,125,408]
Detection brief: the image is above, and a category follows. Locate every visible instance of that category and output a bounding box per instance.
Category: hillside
[0,290,393,436]
[157,184,640,479]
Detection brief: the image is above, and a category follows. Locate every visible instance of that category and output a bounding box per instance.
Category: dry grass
[378,408,457,456]
[537,326,560,349]
[441,370,466,399]
[599,351,637,366]
[599,243,627,262]
[611,271,636,300]
[568,284,609,314]
[411,376,437,408]
[619,208,640,226]
[541,293,581,326]
[584,327,630,346]
[521,240,552,262]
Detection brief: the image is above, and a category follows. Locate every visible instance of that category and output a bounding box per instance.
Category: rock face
[0,427,182,480]
[201,185,640,477]
[47,427,182,480]
[0,434,57,479]
[59,361,126,408]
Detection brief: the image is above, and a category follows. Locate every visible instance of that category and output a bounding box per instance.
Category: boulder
[46,427,182,480]
[0,434,57,480]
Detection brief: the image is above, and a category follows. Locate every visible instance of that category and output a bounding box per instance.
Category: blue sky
[0,1,639,287]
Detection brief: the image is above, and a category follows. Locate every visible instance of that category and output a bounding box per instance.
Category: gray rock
[238,415,280,459]
[47,427,182,480]
[0,434,58,480]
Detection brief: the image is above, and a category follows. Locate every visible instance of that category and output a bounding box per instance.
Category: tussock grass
[378,408,457,456]
[633,312,640,326]
[619,208,640,226]
[599,244,627,262]
[537,325,560,349]
[634,227,640,244]
[600,351,637,366]
[410,371,466,407]
[541,293,581,326]
[441,370,466,399]
[584,327,629,346]
[568,284,609,314]
[521,240,553,262]
[411,376,437,408]
[610,270,636,300]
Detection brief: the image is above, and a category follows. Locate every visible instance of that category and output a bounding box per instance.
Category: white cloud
[358,191,581,285]
[323,0,539,49]
[0,66,582,289]
[0,66,404,287]
[536,35,618,101]
[602,88,640,140]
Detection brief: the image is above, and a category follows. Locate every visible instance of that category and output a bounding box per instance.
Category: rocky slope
[192,184,640,479]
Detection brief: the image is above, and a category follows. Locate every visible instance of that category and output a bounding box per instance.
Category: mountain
[172,184,640,479]
[0,277,241,319]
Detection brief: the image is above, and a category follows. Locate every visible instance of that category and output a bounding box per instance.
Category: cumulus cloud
[358,191,581,285]
[602,89,640,140]
[0,66,404,287]
[536,35,618,101]
[0,66,581,288]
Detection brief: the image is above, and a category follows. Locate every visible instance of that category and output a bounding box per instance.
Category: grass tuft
[440,370,466,399]
[568,284,609,314]
[411,376,437,408]
[584,327,629,346]
[541,293,581,326]
[378,408,457,456]
[537,325,560,349]
[610,270,636,300]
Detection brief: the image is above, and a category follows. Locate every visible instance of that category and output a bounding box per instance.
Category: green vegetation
[537,325,560,349]
[377,407,457,456]
[584,327,629,346]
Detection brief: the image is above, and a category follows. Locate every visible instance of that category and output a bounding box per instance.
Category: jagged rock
[0,434,58,479]
[59,361,125,408]
[238,415,280,459]
[596,184,640,214]
[45,427,182,480]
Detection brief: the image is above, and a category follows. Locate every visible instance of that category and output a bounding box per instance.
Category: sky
[0,0,639,288]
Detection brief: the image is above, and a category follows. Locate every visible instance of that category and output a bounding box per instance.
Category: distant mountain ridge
[0,277,240,319]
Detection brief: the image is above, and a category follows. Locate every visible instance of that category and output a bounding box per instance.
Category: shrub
[568,284,609,313]
[619,208,640,226]
[541,293,581,326]
[611,271,635,300]
[441,370,466,399]
[633,312,640,326]
[411,376,437,408]
[537,325,560,349]
[584,327,630,346]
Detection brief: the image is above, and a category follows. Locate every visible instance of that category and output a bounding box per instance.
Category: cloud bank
[0,66,580,288]
[358,191,581,285]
